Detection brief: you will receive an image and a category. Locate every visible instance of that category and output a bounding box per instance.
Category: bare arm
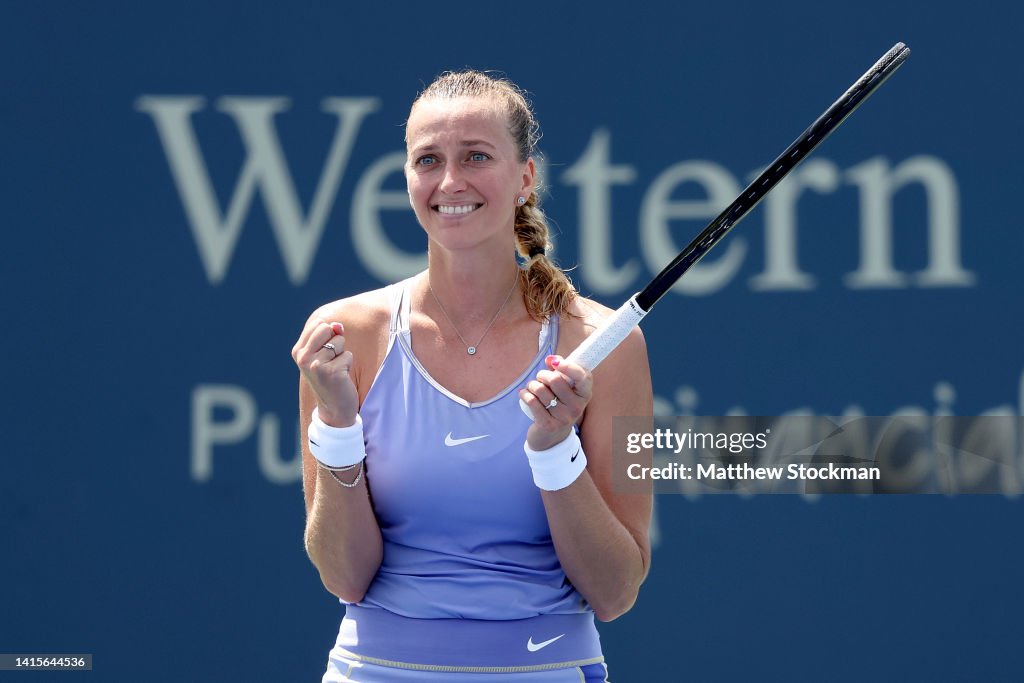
[293,297,388,602]
[520,323,653,622]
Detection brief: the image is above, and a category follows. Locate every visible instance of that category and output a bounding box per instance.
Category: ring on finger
[547,398,559,409]
[322,342,338,359]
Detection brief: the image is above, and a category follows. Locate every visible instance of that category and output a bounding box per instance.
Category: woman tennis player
[292,70,653,682]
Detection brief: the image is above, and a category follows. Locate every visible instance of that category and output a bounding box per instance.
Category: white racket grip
[565,295,647,371]
[519,295,647,418]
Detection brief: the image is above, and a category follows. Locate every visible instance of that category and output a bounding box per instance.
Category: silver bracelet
[317,461,360,473]
[318,459,364,489]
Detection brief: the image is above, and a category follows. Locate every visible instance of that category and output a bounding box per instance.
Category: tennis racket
[571,44,908,365]
[521,42,910,417]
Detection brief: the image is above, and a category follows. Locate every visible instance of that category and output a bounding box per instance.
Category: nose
[438,162,466,194]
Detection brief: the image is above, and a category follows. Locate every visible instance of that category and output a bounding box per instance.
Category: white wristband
[523,429,587,491]
[308,408,366,469]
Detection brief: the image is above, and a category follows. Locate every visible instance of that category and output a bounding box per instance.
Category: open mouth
[434,204,482,216]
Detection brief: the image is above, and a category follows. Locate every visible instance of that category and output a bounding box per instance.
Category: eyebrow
[459,139,497,150]
[413,139,498,153]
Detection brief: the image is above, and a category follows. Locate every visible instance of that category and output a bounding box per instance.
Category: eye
[468,152,491,162]
[416,155,438,167]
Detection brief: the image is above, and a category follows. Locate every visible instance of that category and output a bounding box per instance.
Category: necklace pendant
[467,346,477,355]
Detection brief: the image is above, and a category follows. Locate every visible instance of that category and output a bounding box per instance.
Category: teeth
[437,204,479,215]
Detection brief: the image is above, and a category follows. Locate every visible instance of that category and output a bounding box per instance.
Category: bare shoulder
[308,286,392,336]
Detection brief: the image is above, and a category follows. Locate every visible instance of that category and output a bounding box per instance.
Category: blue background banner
[2,2,1021,680]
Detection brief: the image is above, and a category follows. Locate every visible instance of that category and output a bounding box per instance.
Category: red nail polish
[546,355,559,368]
[331,322,344,335]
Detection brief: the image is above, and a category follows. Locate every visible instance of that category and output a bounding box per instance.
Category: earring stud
[516,196,526,206]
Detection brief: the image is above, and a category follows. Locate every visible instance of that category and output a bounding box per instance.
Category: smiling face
[405,96,535,253]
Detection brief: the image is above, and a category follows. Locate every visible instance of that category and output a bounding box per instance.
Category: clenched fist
[291,319,359,427]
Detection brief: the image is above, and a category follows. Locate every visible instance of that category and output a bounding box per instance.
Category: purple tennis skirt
[322,606,610,682]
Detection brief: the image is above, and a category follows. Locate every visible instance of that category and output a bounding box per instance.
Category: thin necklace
[428,273,519,356]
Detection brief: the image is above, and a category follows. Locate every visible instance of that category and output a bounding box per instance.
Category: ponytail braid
[514,192,577,321]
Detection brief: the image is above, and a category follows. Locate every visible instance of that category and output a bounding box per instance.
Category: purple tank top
[354,277,590,620]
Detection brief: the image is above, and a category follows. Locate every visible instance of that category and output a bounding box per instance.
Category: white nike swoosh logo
[444,432,489,447]
[526,634,565,652]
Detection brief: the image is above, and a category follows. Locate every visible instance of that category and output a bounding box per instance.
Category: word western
[137,96,973,295]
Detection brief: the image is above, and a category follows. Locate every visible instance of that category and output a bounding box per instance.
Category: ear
[519,157,536,199]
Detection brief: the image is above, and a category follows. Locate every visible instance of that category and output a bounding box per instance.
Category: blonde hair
[410,70,576,321]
